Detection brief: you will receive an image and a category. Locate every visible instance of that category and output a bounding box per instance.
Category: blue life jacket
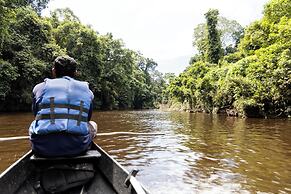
[29,76,94,136]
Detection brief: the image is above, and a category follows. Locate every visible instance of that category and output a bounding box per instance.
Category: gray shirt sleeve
[32,82,45,116]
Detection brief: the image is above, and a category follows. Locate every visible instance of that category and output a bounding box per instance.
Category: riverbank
[159,101,291,118]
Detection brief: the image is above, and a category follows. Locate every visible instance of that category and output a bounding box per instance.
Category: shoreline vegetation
[162,0,290,118]
[159,102,290,118]
[0,0,290,118]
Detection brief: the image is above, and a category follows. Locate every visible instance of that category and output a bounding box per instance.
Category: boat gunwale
[0,150,32,179]
[93,143,149,194]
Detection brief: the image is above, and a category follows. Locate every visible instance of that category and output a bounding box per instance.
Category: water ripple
[1,110,291,193]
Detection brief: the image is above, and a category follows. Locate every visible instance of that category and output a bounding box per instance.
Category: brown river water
[0,110,290,194]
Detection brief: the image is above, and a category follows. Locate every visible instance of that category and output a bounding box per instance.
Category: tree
[50,8,80,24]
[4,0,50,14]
[0,60,19,101]
[192,11,242,63]
[163,73,176,84]
[0,7,62,111]
[218,17,244,54]
[193,23,208,57]
[28,0,50,14]
[204,9,223,64]
[263,0,291,23]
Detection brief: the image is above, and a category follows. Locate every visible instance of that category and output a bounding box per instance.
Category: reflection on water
[0,110,290,193]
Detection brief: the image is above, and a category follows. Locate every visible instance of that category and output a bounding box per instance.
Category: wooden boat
[0,143,149,194]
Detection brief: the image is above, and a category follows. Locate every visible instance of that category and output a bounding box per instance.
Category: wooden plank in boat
[30,150,101,161]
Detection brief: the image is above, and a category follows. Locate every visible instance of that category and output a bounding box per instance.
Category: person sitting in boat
[29,56,97,157]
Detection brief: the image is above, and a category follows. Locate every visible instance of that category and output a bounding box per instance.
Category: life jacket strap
[36,114,88,122]
[50,97,55,124]
[77,101,84,126]
[38,104,89,114]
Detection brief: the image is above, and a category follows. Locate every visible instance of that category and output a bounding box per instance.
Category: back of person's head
[53,56,77,78]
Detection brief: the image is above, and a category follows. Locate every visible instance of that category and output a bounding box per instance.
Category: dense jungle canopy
[164,0,290,118]
[0,0,165,111]
[0,0,290,117]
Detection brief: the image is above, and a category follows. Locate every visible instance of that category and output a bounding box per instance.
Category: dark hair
[53,56,77,78]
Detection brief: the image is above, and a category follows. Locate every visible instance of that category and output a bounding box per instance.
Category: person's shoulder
[72,79,94,98]
[72,78,89,87]
[33,82,45,94]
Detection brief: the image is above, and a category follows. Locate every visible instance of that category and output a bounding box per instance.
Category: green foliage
[50,8,80,23]
[193,16,244,59]
[239,21,270,54]
[0,6,63,111]
[167,0,290,117]
[193,23,208,57]
[0,60,19,100]
[0,4,165,111]
[204,9,223,64]
[4,0,49,14]
[263,0,291,23]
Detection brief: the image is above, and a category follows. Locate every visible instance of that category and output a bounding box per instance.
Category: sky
[43,0,269,74]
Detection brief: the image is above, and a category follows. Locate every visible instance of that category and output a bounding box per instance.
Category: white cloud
[43,0,269,73]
